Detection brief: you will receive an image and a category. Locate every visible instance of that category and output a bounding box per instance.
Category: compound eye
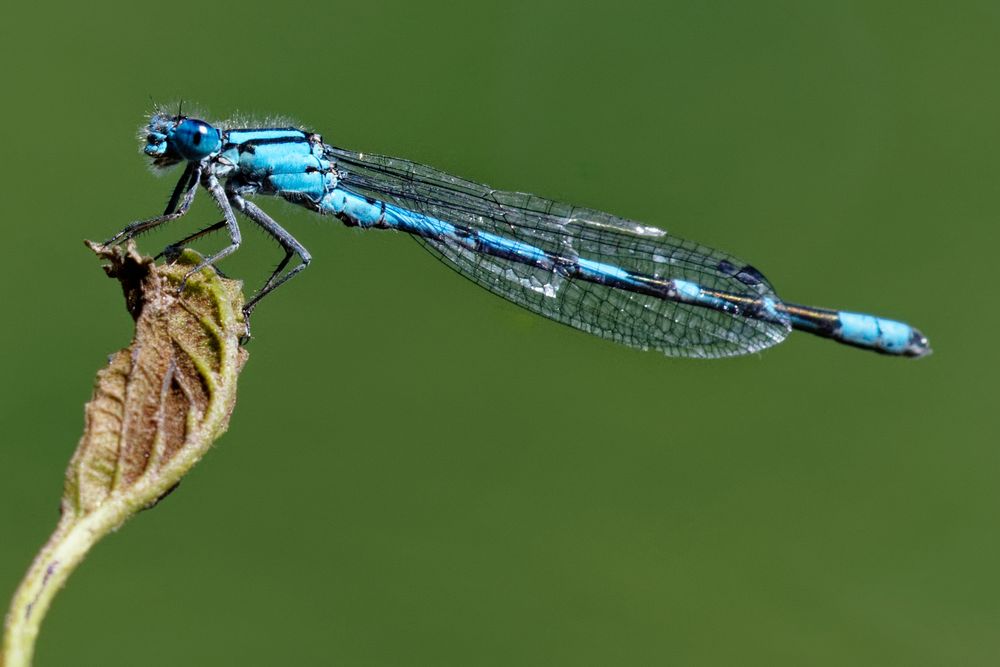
[172,118,221,161]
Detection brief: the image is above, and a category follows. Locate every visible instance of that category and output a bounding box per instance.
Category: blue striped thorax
[219,129,337,202]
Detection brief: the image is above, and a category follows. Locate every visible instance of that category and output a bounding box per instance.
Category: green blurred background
[1,2,996,665]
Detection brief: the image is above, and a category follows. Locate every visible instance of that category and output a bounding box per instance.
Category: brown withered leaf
[2,243,250,667]
[66,242,249,517]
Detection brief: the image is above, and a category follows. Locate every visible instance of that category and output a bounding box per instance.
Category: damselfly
[106,109,931,359]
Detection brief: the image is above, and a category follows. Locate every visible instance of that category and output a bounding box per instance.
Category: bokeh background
[1,2,996,665]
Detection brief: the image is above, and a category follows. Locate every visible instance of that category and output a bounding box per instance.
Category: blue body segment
[111,110,931,358]
[823,311,918,355]
[225,128,307,144]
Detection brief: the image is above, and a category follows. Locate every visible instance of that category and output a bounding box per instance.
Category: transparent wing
[325,146,791,358]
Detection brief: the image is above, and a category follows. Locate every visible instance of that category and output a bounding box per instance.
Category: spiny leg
[162,161,200,214]
[231,196,312,319]
[180,175,242,287]
[104,163,201,245]
[155,219,227,261]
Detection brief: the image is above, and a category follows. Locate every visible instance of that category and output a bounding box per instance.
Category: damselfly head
[143,113,222,167]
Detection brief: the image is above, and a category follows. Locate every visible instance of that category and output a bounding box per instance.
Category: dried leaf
[65,242,248,516]
[2,242,248,667]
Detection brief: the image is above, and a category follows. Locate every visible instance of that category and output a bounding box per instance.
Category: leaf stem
[2,501,131,667]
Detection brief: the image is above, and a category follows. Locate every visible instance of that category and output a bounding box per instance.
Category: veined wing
[325,145,791,358]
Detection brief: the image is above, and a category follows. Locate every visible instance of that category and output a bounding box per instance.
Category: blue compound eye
[171,118,222,161]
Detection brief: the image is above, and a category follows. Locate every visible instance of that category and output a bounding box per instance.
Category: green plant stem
[2,503,130,667]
